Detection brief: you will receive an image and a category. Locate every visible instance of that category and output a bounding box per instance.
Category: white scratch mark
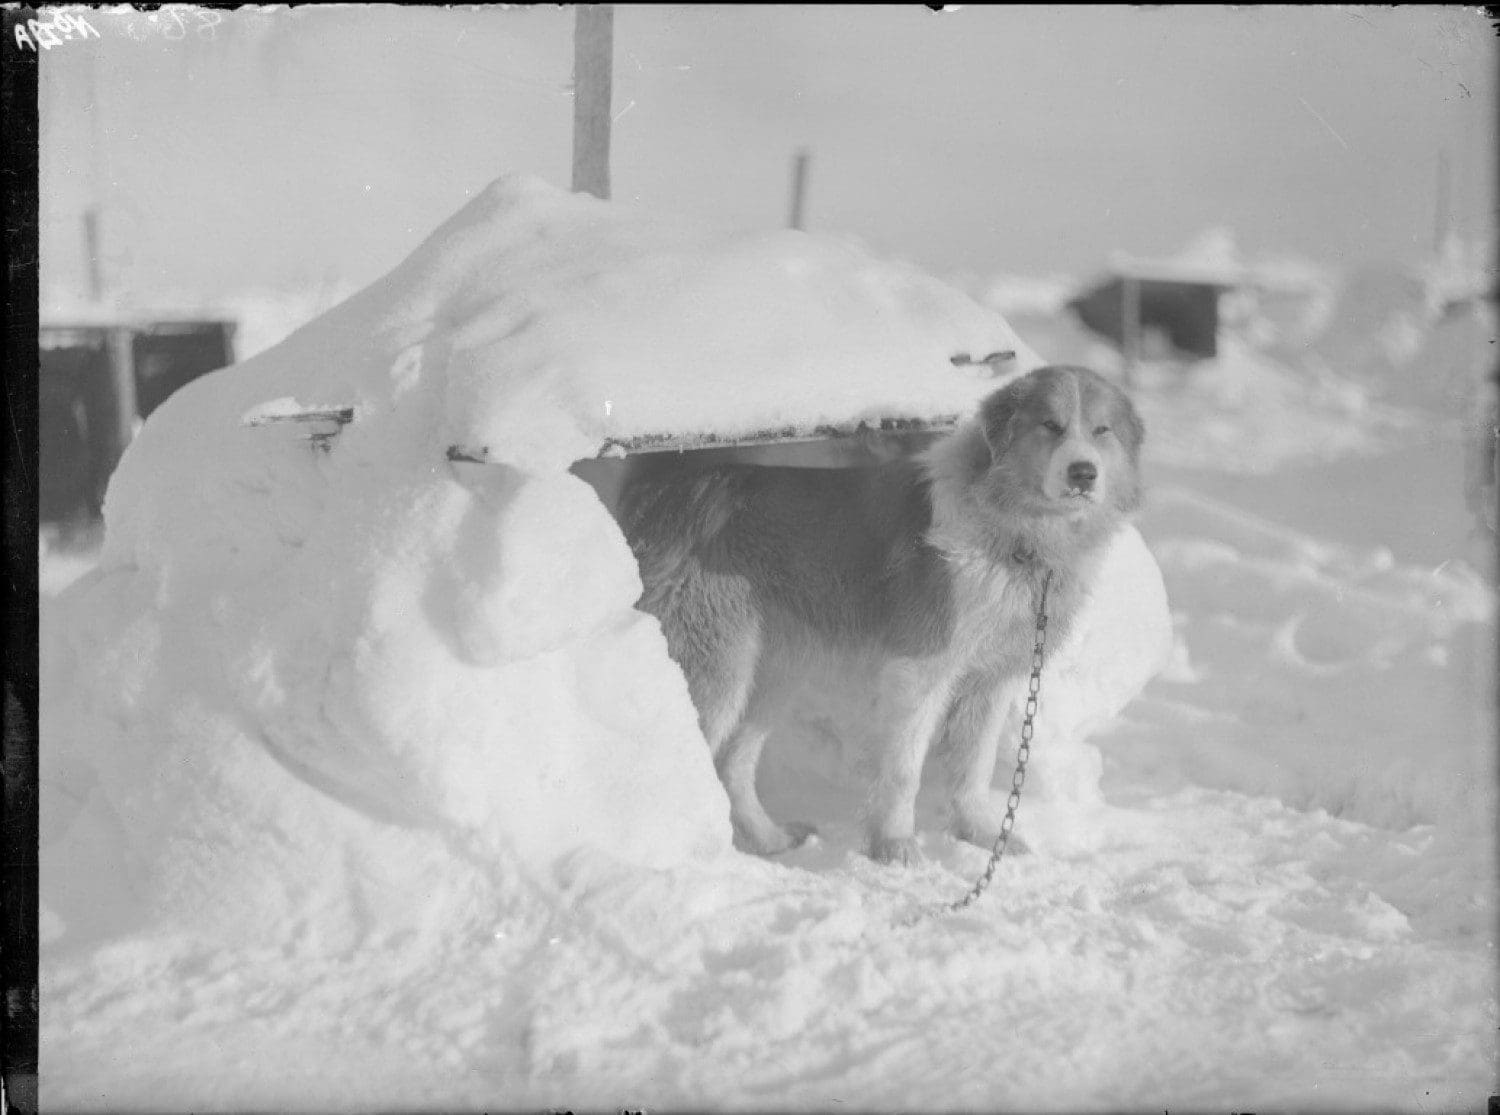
[613,99,637,124]
[1297,96,1349,151]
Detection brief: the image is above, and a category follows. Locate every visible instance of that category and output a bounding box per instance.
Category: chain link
[947,568,1052,913]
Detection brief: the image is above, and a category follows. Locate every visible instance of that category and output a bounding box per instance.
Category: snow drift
[41,174,1171,953]
[37,177,1494,1112]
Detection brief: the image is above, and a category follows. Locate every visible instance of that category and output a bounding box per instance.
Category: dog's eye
[1093,425,1111,437]
[1043,421,1065,435]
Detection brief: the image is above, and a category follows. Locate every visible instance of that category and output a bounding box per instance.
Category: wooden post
[572,5,613,200]
[106,326,138,450]
[788,148,811,230]
[86,326,139,513]
[1121,275,1140,389]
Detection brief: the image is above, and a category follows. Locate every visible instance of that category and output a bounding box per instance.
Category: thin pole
[83,208,104,303]
[84,42,107,302]
[1121,275,1140,389]
[572,5,614,200]
[788,148,810,230]
[1435,150,1450,253]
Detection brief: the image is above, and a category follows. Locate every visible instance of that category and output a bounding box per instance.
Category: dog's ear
[1112,390,1146,465]
[979,380,1024,463]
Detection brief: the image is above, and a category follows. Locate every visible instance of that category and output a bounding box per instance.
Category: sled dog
[618,365,1144,863]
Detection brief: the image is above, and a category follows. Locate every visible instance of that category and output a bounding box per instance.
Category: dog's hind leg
[689,640,798,856]
[716,715,813,856]
[698,667,812,856]
[650,574,811,857]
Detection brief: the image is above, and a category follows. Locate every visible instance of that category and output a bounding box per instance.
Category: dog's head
[976,365,1144,518]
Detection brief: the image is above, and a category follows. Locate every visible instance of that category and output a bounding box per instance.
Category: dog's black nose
[1067,461,1098,488]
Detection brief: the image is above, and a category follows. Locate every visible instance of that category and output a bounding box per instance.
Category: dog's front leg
[865,660,954,865]
[941,671,1030,854]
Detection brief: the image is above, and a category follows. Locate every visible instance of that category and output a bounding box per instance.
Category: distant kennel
[1067,268,1230,365]
[40,316,236,523]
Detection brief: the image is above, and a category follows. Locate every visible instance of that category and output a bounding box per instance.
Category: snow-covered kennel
[42,176,1174,942]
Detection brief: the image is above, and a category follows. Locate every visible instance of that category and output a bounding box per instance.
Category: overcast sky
[39,5,1496,304]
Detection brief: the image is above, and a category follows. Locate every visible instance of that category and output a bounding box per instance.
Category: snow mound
[215,173,1042,474]
[43,175,1165,954]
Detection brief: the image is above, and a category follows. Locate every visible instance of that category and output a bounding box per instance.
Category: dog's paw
[867,835,920,866]
[953,821,1031,856]
[782,821,819,849]
[998,831,1031,855]
[734,820,817,857]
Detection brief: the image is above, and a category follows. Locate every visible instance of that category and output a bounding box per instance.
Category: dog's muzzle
[1064,460,1097,498]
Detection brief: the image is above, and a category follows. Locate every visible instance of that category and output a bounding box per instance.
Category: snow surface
[38,178,1497,1110]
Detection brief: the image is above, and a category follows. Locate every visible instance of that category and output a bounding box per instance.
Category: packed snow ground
[38,179,1497,1111]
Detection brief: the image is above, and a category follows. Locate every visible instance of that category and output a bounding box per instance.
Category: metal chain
[947,567,1053,913]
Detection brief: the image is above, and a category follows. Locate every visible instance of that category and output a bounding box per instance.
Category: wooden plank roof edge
[447,413,964,464]
[243,407,357,427]
[241,406,966,461]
